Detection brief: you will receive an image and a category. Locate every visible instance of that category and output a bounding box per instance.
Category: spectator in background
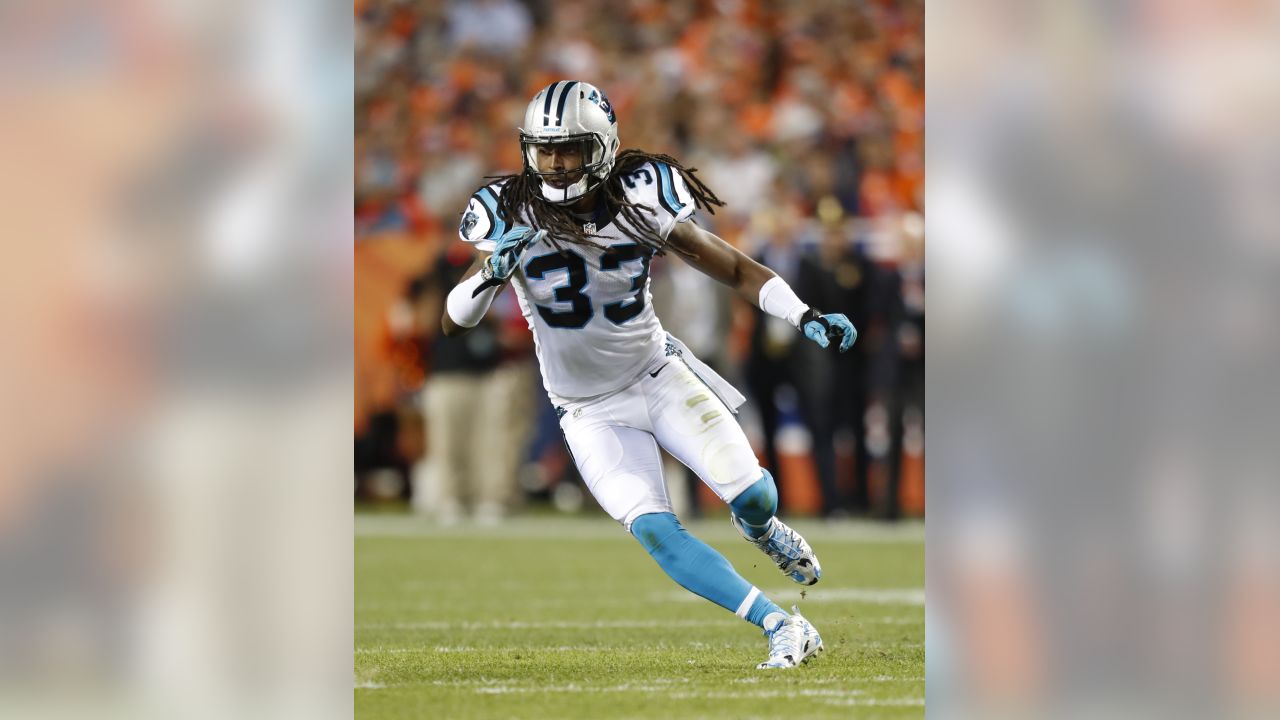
[485,283,540,518]
[744,208,805,506]
[793,220,869,518]
[849,223,907,516]
[697,126,776,227]
[356,0,925,247]
[447,0,533,58]
[418,142,484,221]
[412,243,514,525]
[893,214,925,515]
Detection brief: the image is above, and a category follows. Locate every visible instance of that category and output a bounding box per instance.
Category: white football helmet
[519,80,620,204]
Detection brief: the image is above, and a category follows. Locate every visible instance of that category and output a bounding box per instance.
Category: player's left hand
[802,310,858,352]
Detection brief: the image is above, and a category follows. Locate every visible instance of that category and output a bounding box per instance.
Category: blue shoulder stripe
[654,162,686,217]
[475,186,508,239]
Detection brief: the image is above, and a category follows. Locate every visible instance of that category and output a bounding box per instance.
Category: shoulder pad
[458,182,512,251]
[616,161,695,233]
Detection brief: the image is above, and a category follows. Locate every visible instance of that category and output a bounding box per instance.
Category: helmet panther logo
[586,89,616,123]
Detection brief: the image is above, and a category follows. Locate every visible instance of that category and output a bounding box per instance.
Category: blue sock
[730,470,779,540]
[631,512,788,630]
[743,589,789,632]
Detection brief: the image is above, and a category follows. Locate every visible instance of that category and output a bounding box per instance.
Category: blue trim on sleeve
[470,193,496,238]
[477,186,507,238]
[654,162,686,218]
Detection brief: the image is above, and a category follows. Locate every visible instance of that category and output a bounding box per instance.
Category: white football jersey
[458,160,696,400]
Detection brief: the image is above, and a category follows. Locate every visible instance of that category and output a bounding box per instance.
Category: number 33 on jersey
[458,160,695,400]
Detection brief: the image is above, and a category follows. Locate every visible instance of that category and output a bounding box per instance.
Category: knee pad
[730,470,778,526]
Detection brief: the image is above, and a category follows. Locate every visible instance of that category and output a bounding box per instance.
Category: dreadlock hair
[484,149,725,257]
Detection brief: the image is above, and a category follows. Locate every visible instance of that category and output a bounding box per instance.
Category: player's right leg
[728,471,822,586]
[645,359,822,585]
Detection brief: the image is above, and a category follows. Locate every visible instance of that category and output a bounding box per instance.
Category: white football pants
[557,355,762,530]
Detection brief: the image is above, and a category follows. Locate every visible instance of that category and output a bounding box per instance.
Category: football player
[443,81,857,669]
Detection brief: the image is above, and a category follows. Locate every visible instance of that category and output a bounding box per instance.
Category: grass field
[355,512,924,719]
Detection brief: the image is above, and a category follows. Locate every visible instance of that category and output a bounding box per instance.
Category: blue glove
[483,226,546,281]
[802,309,858,352]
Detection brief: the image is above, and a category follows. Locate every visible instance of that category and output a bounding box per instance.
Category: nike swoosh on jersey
[649,364,668,378]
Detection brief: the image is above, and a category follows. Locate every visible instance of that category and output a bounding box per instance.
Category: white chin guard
[539,176,592,205]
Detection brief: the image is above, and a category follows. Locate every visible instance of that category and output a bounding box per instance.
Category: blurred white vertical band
[0,0,351,717]
[929,0,1280,717]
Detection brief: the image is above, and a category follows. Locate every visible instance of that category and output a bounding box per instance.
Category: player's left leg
[645,359,822,585]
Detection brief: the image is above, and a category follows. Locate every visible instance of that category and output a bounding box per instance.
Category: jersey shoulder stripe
[652,161,687,218]
[619,160,694,237]
[475,185,509,238]
[459,180,513,249]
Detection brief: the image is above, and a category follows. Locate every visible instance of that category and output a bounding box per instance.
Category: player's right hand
[484,226,546,281]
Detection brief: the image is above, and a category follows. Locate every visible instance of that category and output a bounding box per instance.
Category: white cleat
[731,515,822,586]
[757,607,824,669]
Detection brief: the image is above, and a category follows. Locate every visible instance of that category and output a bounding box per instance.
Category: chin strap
[540,177,591,205]
[537,165,612,205]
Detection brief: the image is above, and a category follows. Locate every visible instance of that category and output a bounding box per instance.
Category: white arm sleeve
[446,272,502,328]
[758,276,810,329]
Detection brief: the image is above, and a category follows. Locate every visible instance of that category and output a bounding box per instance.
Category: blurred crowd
[355,0,924,521]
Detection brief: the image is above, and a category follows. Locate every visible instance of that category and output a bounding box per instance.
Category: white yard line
[452,685,925,705]
[355,514,924,543]
[357,680,926,706]
[819,697,926,707]
[357,612,920,632]
[732,676,924,684]
[356,640,925,656]
[359,618,736,630]
[368,680,917,700]
[655,587,925,606]
[357,645,608,655]
[361,675,924,694]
